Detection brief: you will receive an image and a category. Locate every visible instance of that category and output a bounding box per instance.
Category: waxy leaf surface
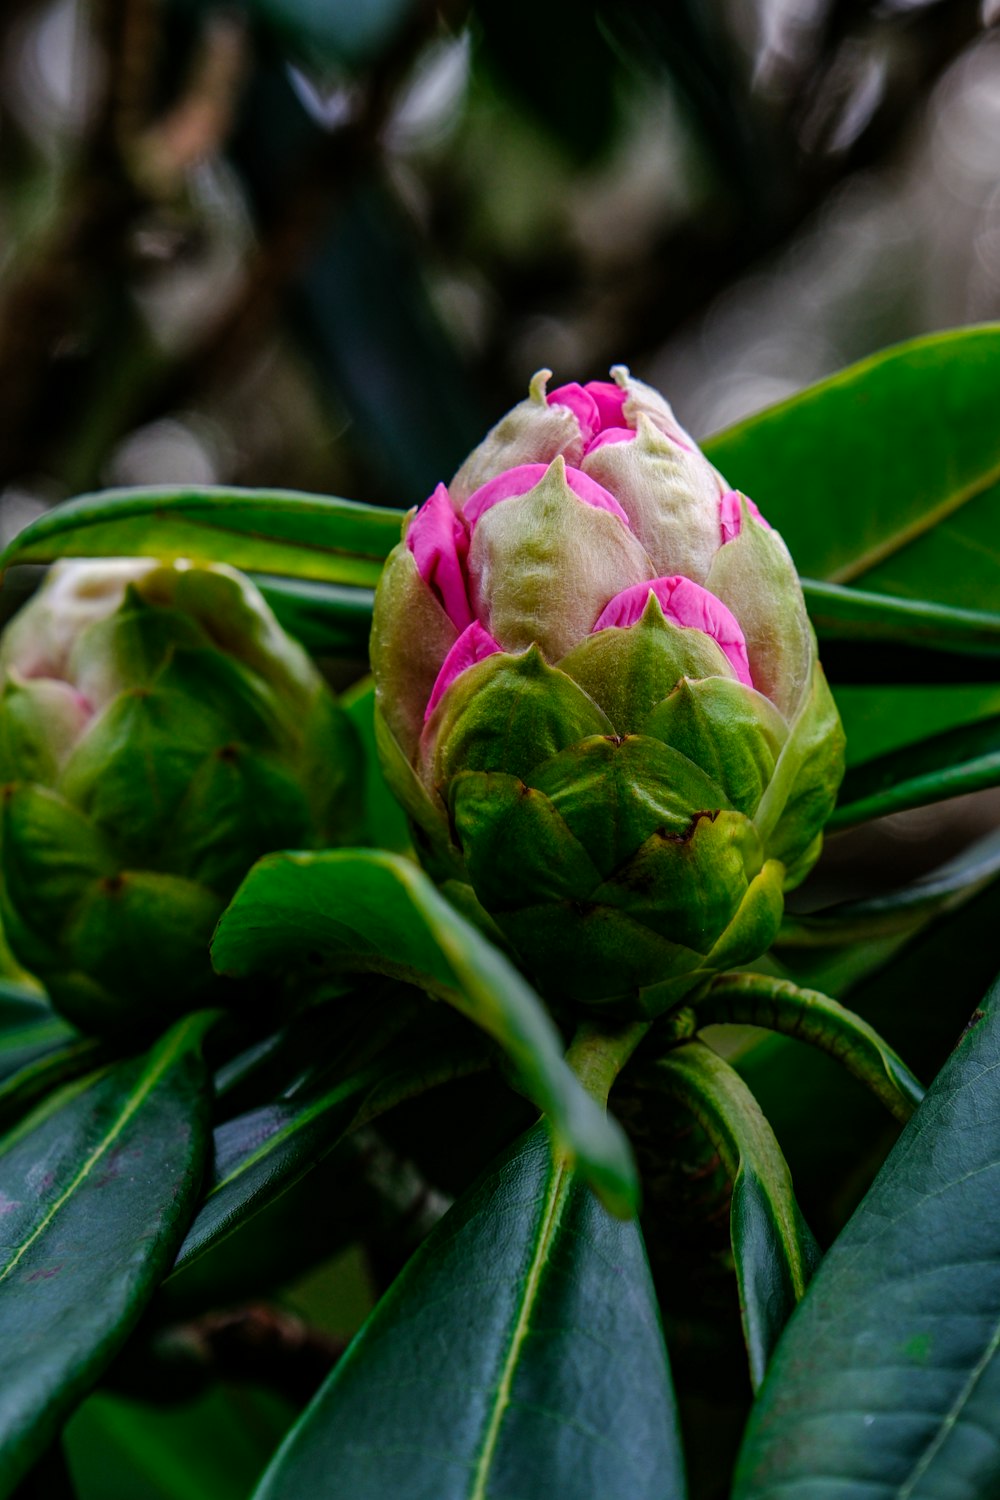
[0,1012,213,1496]
[254,1121,685,1500]
[734,966,1000,1499]
[212,850,638,1216]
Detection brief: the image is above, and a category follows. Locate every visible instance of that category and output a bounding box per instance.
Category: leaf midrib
[467,1151,571,1500]
[0,1014,202,1287]
[829,458,1000,586]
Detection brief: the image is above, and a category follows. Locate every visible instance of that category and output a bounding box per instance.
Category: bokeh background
[1,0,998,535]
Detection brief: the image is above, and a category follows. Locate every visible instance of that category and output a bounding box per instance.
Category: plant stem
[565,1020,651,1108]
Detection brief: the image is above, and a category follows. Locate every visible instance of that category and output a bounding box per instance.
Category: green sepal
[373,704,465,882]
[557,592,734,735]
[68,587,207,706]
[449,770,603,911]
[495,899,704,1011]
[592,808,764,954]
[57,686,231,868]
[370,543,458,761]
[706,506,812,719]
[469,458,653,661]
[0,783,115,964]
[755,661,846,887]
[169,746,315,896]
[153,646,295,752]
[0,677,89,787]
[528,733,731,879]
[424,645,613,787]
[642,677,788,818]
[61,869,225,1031]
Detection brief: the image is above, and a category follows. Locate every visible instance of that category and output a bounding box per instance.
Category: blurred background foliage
[1,0,998,526]
[3,4,1000,1496]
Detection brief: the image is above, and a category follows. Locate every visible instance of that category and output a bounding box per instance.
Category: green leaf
[252,1121,685,1500]
[0,1012,214,1495]
[635,1040,817,1390]
[830,711,1000,829]
[66,1385,294,1500]
[340,678,413,855]
[252,575,375,657]
[0,986,76,1085]
[211,849,639,1217]
[696,972,924,1123]
[0,487,403,590]
[803,578,1000,657]
[0,1037,106,1133]
[834,683,1000,770]
[733,968,1000,1499]
[171,1017,489,1279]
[703,325,1000,592]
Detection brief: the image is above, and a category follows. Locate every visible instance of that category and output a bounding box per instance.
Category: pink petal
[547,383,600,446]
[463,461,631,528]
[584,380,629,430]
[407,483,473,630]
[424,621,503,720]
[583,425,636,455]
[720,489,771,545]
[593,576,752,686]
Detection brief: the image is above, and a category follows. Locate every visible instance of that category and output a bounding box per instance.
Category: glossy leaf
[253,1121,685,1500]
[172,1017,488,1278]
[703,325,1000,591]
[696,972,924,1123]
[830,710,1000,829]
[0,1012,214,1494]
[734,967,1000,1499]
[0,1037,106,1132]
[804,578,1000,657]
[0,986,76,1085]
[212,850,638,1216]
[834,683,1000,770]
[636,1040,817,1390]
[253,574,375,656]
[0,486,402,589]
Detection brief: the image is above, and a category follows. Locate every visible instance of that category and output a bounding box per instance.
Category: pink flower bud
[593,577,752,686]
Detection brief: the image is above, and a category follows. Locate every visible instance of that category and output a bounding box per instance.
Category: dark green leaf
[697,972,923,1123]
[0,487,403,589]
[252,575,375,657]
[0,1012,214,1495]
[834,683,1000,770]
[252,1122,685,1500]
[831,711,1000,829]
[636,1040,816,1390]
[211,850,639,1216]
[172,1016,488,1278]
[803,579,1000,658]
[65,1386,293,1500]
[340,679,413,854]
[0,986,77,1086]
[703,325,1000,592]
[733,967,1000,1499]
[0,1037,106,1133]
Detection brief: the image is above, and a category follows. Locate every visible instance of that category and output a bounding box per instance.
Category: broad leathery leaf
[703,325,1000,588]
[253,1122,685,1500]
[780,823,1000,948]
[211,850,638,1216]
[171,1018,488,1278]
[0,1012,214,1497]
[697,972,923,1124]
[830,711,1000,829]
[636,1041,817,1390]
[340,678,413,854]
[0,486,403,589]
[253,574,375,656]
[0,1037,106,1133]
[734,966,1000,1500]
[835,683,1000,770]
[803,579,1000,657]
[0,984,76,1085]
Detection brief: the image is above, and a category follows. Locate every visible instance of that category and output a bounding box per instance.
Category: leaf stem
[565,1020,651,1108]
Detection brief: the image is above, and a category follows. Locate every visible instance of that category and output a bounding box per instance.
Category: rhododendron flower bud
[0,559,362,1032]
[372,368,845,1015]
